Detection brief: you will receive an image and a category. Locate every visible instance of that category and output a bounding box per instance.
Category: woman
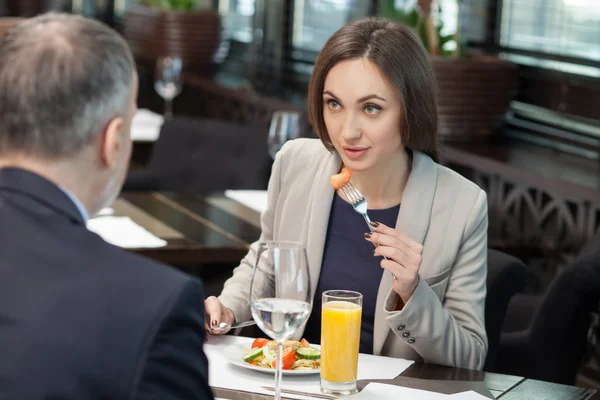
[205,18,488,370]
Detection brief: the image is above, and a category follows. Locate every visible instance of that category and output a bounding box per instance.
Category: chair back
[484,248,527,370]
[125,116,271,194]
[525,232,600,383]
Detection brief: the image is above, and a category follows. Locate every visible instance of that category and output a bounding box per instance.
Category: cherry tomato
[252,338,269,349]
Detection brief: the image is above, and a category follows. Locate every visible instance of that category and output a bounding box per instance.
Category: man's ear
[100,117,124,169]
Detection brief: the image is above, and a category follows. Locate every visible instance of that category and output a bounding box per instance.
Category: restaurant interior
[1,0,599,399]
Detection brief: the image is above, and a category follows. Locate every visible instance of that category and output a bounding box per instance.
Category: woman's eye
[364,104,381,114]
[327,99,340,109]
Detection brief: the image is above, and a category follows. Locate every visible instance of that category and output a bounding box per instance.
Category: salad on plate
[242,338,320,371]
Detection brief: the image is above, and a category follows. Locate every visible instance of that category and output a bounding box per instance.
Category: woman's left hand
[364,221,423,304]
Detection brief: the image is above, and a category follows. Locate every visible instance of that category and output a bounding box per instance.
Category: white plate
[223,343,320,376]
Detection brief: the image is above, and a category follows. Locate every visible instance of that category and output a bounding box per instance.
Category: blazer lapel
[373,151,438,355]
[304,151,342,302]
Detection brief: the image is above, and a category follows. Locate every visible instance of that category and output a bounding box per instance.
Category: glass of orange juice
[320,290,363,395]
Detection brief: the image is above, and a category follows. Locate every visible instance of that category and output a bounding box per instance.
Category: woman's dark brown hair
[308,18,440,162]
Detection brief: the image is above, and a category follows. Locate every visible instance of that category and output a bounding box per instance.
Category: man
[0,13,214,400]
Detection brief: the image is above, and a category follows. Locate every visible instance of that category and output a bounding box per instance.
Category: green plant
[377,0,464,57]
[135,0,209,11]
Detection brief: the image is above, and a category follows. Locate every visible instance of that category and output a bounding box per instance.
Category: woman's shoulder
[435,163,483,197]
[434,163,488,225]
[414,151,486,212]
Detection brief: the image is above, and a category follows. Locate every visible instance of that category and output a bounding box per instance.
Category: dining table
[205,335,598,400]
[104,191,597,399]
[97,191,262,265]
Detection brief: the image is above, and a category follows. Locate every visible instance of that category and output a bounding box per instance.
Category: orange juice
[320,300,362,382]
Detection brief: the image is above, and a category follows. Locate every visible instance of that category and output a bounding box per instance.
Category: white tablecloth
[205,335,414,400]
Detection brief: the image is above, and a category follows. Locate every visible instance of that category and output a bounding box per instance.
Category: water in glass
[249,241,312,400]
[154,56,183,118]
[268,111,301,159]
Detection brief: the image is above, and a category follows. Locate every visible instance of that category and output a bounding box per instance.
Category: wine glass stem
[164,99,173,119]
[275,342,283,400]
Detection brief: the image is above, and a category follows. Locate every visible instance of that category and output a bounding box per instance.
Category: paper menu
[131,109,163,142]
[346,383,490,399]
[446,391,490,399]
[86,216,167,248]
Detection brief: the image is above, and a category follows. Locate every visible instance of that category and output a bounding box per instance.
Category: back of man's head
[0,13,135,160]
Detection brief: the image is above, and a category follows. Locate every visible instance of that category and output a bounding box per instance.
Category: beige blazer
[219,138,488,370]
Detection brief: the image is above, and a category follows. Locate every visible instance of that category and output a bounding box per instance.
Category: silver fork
[340,181,397,280]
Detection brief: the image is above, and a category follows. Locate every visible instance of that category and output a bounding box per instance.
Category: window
[71,0,104,17]
[460,0,488,43]
[114,0,134,19]
[438,0,489,50]
[219,0,256,43]
[496,0,600,155]
[292,0,371,52]
[500,0,600,62]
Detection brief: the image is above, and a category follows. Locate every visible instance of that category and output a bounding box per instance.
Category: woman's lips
[343,147,369,159]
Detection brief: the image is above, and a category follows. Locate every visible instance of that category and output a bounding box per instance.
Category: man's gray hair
[0,13,135,159]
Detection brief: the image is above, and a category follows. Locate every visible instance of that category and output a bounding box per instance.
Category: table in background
[111,192,261,265]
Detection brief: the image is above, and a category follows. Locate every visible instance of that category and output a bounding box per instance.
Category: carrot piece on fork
[330,167,352,190]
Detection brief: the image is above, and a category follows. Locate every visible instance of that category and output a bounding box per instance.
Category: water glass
[268,111,301,159]
[154,56,183,119]
[250,241,312,400]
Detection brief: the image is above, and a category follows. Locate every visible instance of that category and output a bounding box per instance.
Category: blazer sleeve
[132,279,214,400]
[217,140,298,323]
[383,190,489,370]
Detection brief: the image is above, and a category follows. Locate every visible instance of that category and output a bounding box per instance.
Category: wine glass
[250,241,312,400]
[154,56,183,119]
[268,111,301,159]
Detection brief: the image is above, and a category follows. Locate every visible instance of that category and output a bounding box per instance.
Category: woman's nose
[341,114,361,141]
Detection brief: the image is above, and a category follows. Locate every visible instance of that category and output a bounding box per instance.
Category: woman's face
[322,58,404,172]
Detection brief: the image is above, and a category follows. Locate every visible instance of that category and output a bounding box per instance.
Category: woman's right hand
[204,296,236,337]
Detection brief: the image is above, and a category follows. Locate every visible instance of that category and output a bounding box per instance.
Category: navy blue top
[303,193,401,354]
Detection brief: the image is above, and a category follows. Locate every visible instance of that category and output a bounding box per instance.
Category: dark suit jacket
[0,168,214,400]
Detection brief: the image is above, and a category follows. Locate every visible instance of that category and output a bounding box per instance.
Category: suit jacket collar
[302,150,438,354]
[305,150,341,301]
[0,167,85,225]
[373,151,438,354]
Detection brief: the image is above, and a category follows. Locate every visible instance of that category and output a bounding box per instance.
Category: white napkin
[224,190,268,214]
[346,383,490,399]
[87,216,167,248]
[356,351,415,380]
[447,391,490,399]
[205,336,415,400]
[346,383,448,399]
[131,109,164,142]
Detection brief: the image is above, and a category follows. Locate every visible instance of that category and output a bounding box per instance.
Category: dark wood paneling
[517,70,600,121]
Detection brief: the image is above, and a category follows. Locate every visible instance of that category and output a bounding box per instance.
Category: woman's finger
[374,244,421,270]
[369,221,423,253]
[204,296,223,329]
[365,232,415,261]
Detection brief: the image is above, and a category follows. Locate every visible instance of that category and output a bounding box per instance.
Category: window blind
[500,0,600,62]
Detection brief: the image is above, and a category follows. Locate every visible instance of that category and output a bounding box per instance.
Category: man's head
[0,13,138,215]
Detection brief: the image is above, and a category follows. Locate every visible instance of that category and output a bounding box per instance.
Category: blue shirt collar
[58,186,89,223]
